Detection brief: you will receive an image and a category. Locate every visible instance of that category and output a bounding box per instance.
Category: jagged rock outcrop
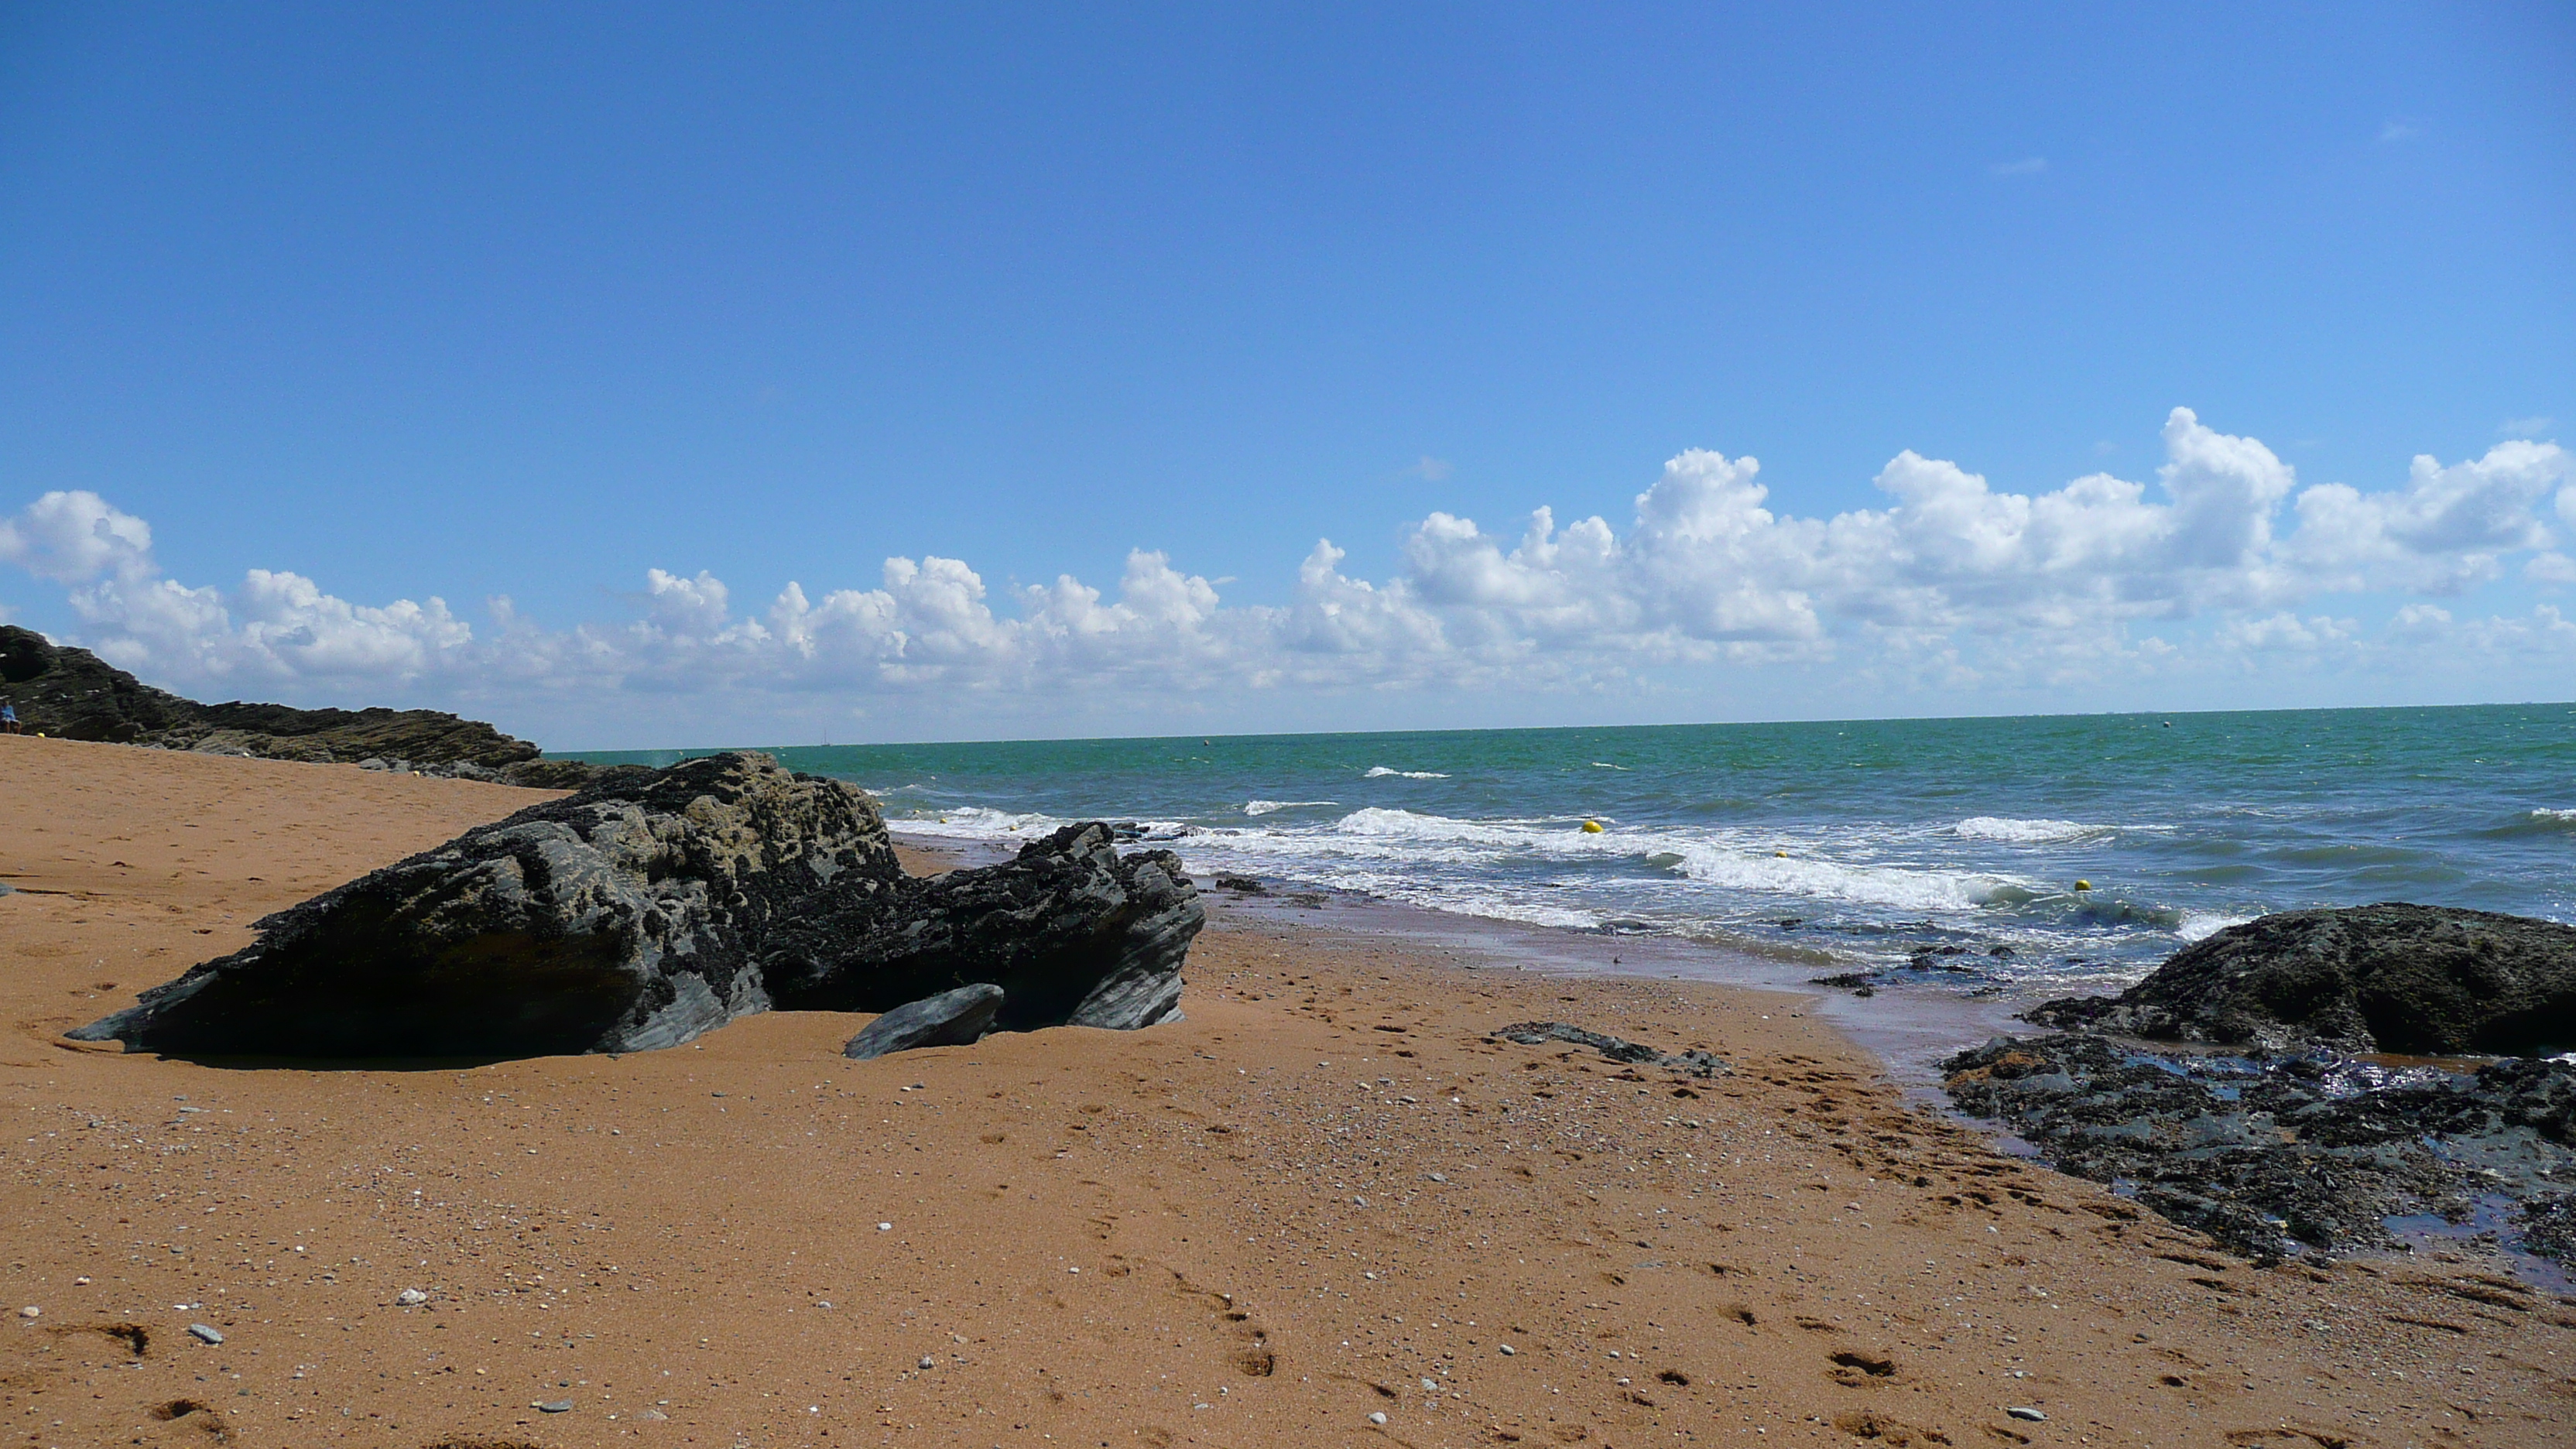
[762,823,1199,1032]
[67,753,1202,1059]
[0,623,599,784]
[843,984,1007,1060]
[67,753,899,1057]
[2025,903,2576,1056]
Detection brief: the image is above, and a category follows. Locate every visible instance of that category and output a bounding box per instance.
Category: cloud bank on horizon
[5,408,2574,744]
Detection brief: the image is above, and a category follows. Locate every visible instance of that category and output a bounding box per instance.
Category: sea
[576,703,2576,1012]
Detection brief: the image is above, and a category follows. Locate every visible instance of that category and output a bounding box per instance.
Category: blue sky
[2,3,2571,746]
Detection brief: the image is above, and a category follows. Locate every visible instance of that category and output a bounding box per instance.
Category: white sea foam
[1591,761,1629,769]
[1365,766,1450,779]
[1208,807,2038,915]
[1332,807,1560,847]
[2175,911,2253,943]
[893,806,1069,838]
[1953,816,2108,844]
[1244,800,1338,816]
[1655,840,2020,912]
[1255,868,1602,931]
[897,800,2066,942]
[2532,807,2576,821]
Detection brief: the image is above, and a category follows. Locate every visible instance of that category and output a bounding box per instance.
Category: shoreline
[889,828,2055,1101]
[3,736,2570,1447]
[1016,833,2574,1286]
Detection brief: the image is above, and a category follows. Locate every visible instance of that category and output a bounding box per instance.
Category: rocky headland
[1945,903,2576,1269]
[67,752,1201,1060]
[0,622,607,785]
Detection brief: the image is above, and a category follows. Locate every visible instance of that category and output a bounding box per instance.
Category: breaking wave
[1953,816,2109,844]
[2176,911,2253,943]
[1652,840,2023,913]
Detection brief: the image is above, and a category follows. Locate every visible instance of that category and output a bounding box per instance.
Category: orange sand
[2,734,2568,1447]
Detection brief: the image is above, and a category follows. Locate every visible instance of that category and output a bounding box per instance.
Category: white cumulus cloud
[0,490,154,584]
[5,409,2573,738]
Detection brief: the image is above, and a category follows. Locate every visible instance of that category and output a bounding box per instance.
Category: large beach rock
[762,822,1200,1032]
[67,752,1204,1059]
[2026,903,2576,1056]
[67,753,900,1057]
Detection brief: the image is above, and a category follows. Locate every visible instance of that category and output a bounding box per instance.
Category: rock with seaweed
[1942,1033,2576,1265]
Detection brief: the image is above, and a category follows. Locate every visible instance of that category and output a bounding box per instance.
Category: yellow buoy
[1581,820,1604,834]
[1774,849,1788,857]
[2074,879,2093,891]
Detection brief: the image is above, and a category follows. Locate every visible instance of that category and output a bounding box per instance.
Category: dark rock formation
[0,623,605,784]
[843,984,1006,1060]
[0,625,196,742]
[1943,1033,2576,1265]
[67,754,1202,1059]
[762,823,1199,1032]
[493,759,639,790]
[2025,903,2576,1055]
[1490,1021,1729,1077]
[67,752,898,1057]
[171,700,543,770]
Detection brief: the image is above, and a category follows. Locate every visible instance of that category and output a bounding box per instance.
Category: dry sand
[2,734,2569,1447]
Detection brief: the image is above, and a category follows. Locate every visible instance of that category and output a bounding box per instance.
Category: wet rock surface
[0,623,610,786]
[1804,934,2029,1001]
[2026,903,2576,1056]
[1942,1033,2576,1266]
[67,755,1201,1059]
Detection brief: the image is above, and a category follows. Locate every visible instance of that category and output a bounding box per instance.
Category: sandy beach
[3,735,2570,1448]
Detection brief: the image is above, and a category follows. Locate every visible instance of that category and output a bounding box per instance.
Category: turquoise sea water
[577,704,2576,999]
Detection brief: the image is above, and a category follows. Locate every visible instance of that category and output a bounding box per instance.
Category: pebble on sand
[396,1288,430,1307]
[537,1399,574,1413]
[15,1307,35,1320]
[2006,1406,2047,1422]
[187,1324,223,1345]
[1368,1411,1389,1425]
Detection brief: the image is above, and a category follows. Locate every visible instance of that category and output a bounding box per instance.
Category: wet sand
[2,734,2570,1447]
